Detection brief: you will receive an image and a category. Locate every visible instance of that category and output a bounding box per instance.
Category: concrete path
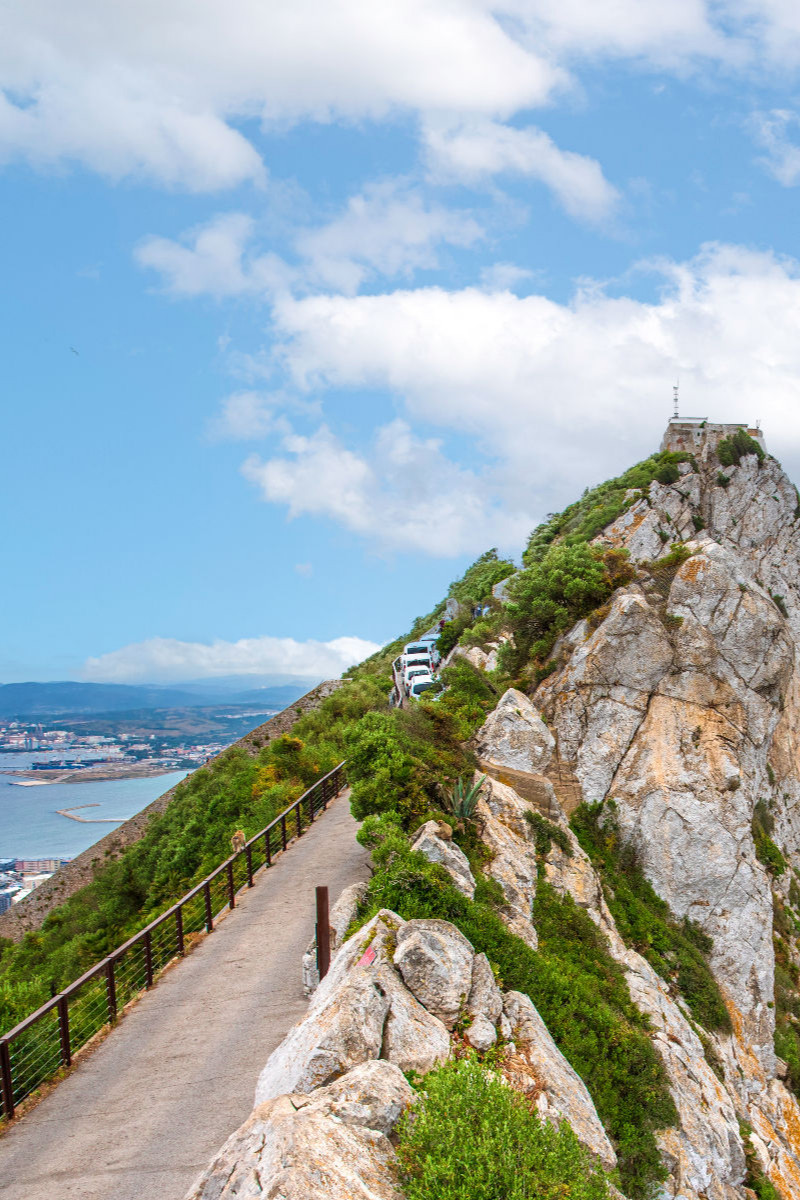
[0,792,371,1200]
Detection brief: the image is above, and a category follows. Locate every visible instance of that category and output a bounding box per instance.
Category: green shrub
[572,803,731,1032]
[502,544,628,673]
[717,429,764,468]
[692,514,705,532]
[752,800,786,877]
[716,472,730,488]
[397,1056,611,1200]
[524,811,573,861]
[448,549,515,608]
[523,451,695,563]
[739,1121,782,1200]
[358,834,676,1198]
[771,593,788,618]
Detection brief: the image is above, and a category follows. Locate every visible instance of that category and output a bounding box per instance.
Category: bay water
[0,762,190,860]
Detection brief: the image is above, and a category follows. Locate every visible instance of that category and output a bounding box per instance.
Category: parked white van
[408,674,436,699]
[403,663,432,691]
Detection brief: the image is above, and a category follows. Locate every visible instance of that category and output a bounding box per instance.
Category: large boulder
[393,919,475,1029]
[256,910,449,1105]
[475,688,555,775]
[186,1061,413,1200]
[410,821,476,898]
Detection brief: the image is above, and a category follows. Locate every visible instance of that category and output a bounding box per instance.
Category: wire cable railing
[0,760,347,1119]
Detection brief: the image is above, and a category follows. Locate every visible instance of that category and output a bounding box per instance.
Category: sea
[0,751,189,860]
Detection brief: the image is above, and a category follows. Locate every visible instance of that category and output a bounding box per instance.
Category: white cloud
[242,421,530,555]
[424,119,620,224]
[752,109,800,185]
[3,2,798,191]
[135,214,293,297]
[295,180,483,293]
[206,391,284,441]
[138,183,482,298]
[0,0,563,188]
[82,633,380,683]
[258,244,800,536]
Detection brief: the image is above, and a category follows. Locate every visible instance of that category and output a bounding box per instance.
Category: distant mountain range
[0,680,312,718]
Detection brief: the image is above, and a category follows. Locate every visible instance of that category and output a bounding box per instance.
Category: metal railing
[0,761,347,1119]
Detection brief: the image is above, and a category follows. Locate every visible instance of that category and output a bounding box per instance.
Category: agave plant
[447,774,487,824]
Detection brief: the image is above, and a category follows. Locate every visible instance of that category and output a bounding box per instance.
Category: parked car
[403,663,432,691]
[416,634,440,667]
[408,674,436,700]
[401,651,433,674]
[403,642,432,659]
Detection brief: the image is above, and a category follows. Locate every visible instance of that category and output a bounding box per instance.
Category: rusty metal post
[175,906,185,956]
[0,1040,14,1119]
[281,814,287,852]
[227,861,235,909]
[296,803,302,838]
[204,881,213,931]
[245,845,254,887]
[143,931,154,988]
[264,829,272,867]
[316,886,331,980]
[57,996,71,1067]
[105,958,118,1021]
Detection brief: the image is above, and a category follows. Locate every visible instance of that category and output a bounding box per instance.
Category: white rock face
[475,688,555,775]
[186,1061,413,1200]
[257,911,449,1105]
[474,776,539,949]
[393,919,474,1029]
[410,820,476,898]
[502,990,617,1170]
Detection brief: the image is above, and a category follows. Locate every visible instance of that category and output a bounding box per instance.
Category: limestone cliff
[184,422,800,1200]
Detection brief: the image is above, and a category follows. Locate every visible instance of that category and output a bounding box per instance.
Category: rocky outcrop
[410,821,476,898]
[186,1060,413,1200]
[191,898,618,1199]
[475,687,555,775]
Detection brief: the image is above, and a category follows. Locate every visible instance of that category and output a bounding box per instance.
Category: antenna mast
[672,381,680,421]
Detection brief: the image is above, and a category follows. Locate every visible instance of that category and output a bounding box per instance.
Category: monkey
[231,829,246,855]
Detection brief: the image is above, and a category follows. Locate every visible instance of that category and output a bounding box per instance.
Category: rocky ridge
[184,423,800,1200]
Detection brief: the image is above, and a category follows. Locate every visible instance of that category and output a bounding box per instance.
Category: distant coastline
[2,762,184,785]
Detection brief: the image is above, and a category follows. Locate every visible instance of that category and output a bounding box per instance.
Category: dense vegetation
[357,813,677,1199]
[717,428,765,468]
[397,1055,610,1200]
[572,802,731,1033]
[522,449,696,564]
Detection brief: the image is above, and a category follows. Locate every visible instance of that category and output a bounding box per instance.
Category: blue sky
[5,1,800,684]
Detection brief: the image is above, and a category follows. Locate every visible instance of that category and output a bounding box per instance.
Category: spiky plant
[447,774,487,823]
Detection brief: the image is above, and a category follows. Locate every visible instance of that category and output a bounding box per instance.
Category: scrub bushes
[397,1056,610,1200]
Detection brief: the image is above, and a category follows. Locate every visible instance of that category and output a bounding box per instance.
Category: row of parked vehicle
[395,633,441,701]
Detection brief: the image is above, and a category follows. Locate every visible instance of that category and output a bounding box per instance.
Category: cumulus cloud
[295,180,483,293]
[83,634,380,683]
[242,421,531,555]
[752,109,800,185]
[424,119,620,224]
[2,1,798,190]
[205,391,286,441]
[0,0,562,187]
[138,183,482,297]
[256,243,800,542]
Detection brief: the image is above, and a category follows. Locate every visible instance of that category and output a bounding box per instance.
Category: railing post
[281,814,287,852]
[0,1040,14,1120]
[144,931,154,988]
[308,788,315,823]
[204,881,213,932]
[316,886,331,980]
[175,906,185,956]
[57,996,71,1067]
[264,829,272,867]
[227,861,235,909]
[106,958,117,1021]
[296,802,302,838]
[245,845,254,887]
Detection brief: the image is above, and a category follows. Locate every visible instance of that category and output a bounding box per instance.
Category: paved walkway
[0,792,371,1200]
